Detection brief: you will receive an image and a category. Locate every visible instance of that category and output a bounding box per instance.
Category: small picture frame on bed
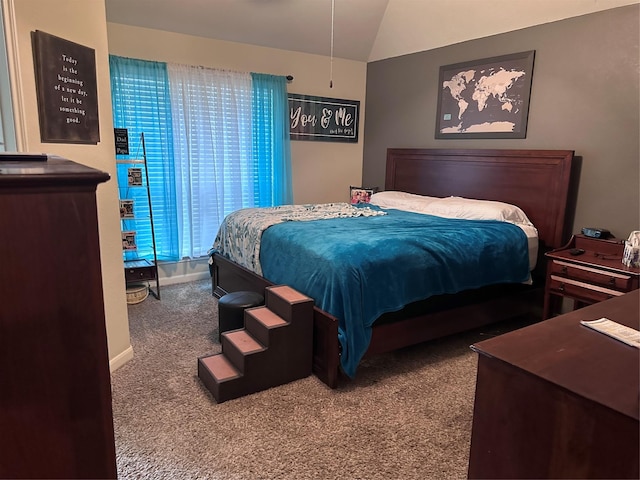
[350,186,378,204]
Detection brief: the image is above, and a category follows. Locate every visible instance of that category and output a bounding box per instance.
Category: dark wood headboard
[385,149,575,249]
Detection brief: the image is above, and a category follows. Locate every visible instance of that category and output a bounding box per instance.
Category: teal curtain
[109,55,179,261]
[109,58,291,261]
[251,73,293,206]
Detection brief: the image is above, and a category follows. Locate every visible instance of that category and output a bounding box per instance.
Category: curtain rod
[110,54,294,83]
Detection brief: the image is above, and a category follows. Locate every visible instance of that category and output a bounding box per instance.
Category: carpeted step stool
[198,285,314,403]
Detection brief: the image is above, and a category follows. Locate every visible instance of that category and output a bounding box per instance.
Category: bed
[210,148,576,388]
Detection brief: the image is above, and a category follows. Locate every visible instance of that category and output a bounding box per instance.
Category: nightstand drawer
[549,260,633,291]
[548,275,626,303]
[125,267,156,282]
[543,235,640,319]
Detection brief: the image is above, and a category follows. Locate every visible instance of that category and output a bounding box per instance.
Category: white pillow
[369,191,440,213]
[427,196,534,226]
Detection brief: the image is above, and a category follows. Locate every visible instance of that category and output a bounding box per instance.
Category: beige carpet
[111,279,533,479]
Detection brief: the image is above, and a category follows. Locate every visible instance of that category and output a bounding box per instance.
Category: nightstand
[542,234,640,319]
[124,258,160,299]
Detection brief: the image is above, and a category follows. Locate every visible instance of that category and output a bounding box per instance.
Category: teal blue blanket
[258,208,530,378]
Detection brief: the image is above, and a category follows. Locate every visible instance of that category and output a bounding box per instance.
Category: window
[110,56,178,261]
[110,56,292,261]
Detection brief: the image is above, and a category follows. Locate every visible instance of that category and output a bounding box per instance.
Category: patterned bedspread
[210,203,386,275]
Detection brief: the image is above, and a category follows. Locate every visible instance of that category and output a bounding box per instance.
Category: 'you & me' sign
[288,94,359,143]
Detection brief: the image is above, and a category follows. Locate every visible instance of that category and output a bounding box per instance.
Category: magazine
[121,231,137,251]
[580,317,640,348]
[119,199,134,219]
[127,167,143,186]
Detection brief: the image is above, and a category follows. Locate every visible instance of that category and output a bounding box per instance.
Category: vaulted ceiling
[105,0,639,62]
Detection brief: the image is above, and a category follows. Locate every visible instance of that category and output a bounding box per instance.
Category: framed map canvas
[435,50,535,139]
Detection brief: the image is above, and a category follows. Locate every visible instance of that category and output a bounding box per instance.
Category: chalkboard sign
[32,30,99,144]
[289,94,359,143]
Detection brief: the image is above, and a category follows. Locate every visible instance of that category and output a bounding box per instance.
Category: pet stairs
[198,285,314,403]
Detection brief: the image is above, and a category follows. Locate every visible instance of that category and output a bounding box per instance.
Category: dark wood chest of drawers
[543,234,640,319]
[0,156,117,478]
[469,290,639,479]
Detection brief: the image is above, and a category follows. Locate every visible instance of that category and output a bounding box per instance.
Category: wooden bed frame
[210,148,576,388]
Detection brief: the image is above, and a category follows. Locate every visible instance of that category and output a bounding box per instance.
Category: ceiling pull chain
[330,0,335,88]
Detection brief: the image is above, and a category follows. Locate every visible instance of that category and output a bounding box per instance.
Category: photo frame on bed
[350,186,378,204]
[435,50,535,139]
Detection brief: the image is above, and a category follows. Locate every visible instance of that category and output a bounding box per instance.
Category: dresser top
[0,155,109,188]
[472,290,640,420]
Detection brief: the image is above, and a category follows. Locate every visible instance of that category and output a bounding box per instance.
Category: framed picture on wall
[435,50,535,139]
[31,30,100,144]
[289,94,360,143]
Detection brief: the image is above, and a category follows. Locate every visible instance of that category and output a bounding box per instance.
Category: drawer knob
[561,266,568,274]
[609,277,616,285]
[558,283,565,292]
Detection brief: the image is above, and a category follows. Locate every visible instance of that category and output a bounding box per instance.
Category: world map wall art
[435,50,535,139]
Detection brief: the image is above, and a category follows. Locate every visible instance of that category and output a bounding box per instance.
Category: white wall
[370,0,639,61]
[4,0,132,370]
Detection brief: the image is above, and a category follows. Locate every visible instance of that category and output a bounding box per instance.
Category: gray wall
[363,5,639,240]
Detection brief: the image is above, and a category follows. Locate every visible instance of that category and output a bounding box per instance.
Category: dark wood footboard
[311,309,340,388]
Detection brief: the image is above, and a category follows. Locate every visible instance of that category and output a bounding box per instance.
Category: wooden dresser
[469,290,639,479]
[543,234,640,319]
[0,156,117,479]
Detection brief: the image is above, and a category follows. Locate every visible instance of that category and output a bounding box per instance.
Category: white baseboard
[109,345,134,373]
[159,270,211,286]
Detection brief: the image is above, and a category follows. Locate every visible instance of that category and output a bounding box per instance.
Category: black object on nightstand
[581,227,612,239]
